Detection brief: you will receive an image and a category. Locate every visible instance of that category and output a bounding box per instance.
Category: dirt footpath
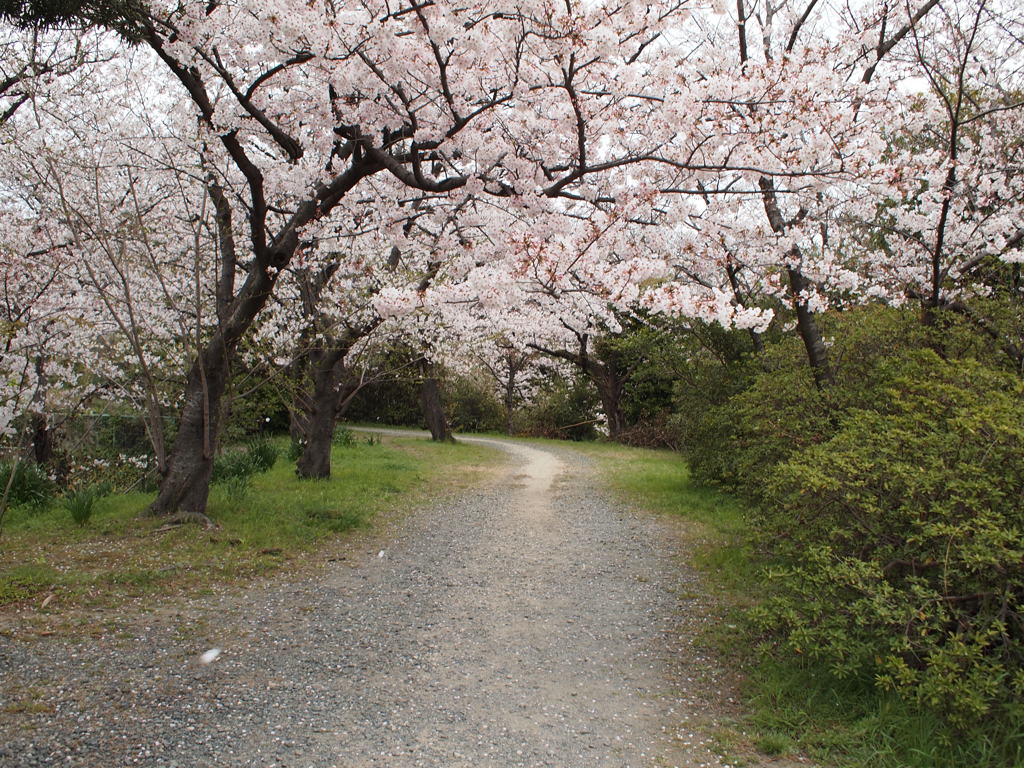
[0,438,788,768]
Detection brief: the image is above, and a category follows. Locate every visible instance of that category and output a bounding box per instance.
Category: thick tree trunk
[528,336,628,440]
[295,395,335,478]
[419,361,452,442]
[29,357,53,466]
[295,347,346,480]
[146,346,230,519]
[504,376,516,435]
[31,412,53,466]
[147,267,277,519]
[590,364,626,440]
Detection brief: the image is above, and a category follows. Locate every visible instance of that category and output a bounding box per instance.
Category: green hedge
[753,351,1024,727]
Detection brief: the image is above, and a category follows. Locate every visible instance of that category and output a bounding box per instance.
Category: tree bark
[419,360,452,442]
[528,333,629,441]
[146,345,230,520]
[504,373,516,435]
[29,356,54,465]
[30,412,53,466]
[295,346,347,479]
[787,265,834,389]
[147,266,277,519]
[758,177,833,389]
[589,361,626,440]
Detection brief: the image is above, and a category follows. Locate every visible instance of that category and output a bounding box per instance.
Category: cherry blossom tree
[12,58,225,469]
[7,0,1019,522]
[881,0,1024,368]
[636,0,951,388]
[122,0,697,518]
[0,26,119,460]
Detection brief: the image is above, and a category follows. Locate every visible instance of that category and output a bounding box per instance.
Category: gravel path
[0,438,747,768]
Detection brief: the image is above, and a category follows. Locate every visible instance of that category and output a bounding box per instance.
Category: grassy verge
[0,435,501,630]
[575,440,1024,768]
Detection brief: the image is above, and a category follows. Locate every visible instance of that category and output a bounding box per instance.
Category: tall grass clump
[0,460,55,510]
[62,482,113,527]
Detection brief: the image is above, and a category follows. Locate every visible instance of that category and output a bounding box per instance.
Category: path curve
[1,435,742,768]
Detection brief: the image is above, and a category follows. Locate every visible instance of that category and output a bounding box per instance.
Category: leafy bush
[212,440,279,501]
[687,306,925,501]
[246,438,280,473]
[596,318,685,427]
[667,321,769,486]
[211,449,256,483]
[519,373,599,440]
[722,347,833,502]
[753,351,1024,727]
[332,426,356,447]
[221,378,290,443]
[0,460,55,509]
[448,376,505,433]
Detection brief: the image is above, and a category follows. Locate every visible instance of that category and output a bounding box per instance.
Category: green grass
[0,435,500,618]
[574,440,1024,768]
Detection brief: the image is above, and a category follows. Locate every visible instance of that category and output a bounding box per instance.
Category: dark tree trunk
[146,345,230,520]
[787,266,834,390]
[296,403,335,481]
[504,375,516,435]
[147,266,278,519]
[295,347,347,480]
[758,178,833,390]
[528,334,629,441]
[29,357,53,465]
[30,412,53,466]
[589,363,626,440]
[419,361,452,442]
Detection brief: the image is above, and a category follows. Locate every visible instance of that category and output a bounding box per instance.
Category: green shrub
[669,322,769,487]
[246,438,280,473]
[211,449,256,483]
[222,474,251,503]
[753,351,1024,727]
[0,460,55,509]
[212,440,279,491]
[332,426,356,447]
[520,373,599,440]
[690,306,926,501]
[448,376,505,433]
[221,377,290,443]
[725,349,833,502]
